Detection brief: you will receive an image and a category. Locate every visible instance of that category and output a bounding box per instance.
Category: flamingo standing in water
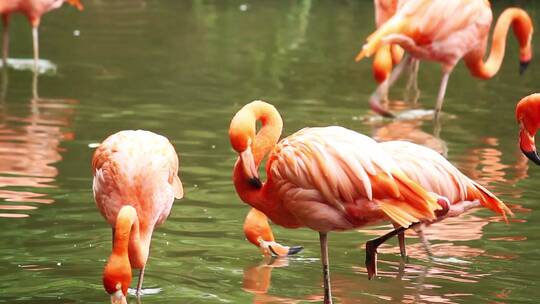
[240,135,511,280]
[92,130,183,304]
[229,100,453,304]
[516,93,540,165]
[356,0,533,119]
[0,0,83,71]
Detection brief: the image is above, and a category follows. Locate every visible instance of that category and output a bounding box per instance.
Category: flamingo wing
[268,126,441,229]
[380,141,512,219]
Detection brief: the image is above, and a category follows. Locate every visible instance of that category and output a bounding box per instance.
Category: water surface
[1,1,539,303]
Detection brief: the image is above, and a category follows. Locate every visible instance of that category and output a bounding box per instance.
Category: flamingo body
[92,130,183,302]
[357,0,533,118]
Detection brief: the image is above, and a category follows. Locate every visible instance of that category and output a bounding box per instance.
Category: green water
[1,1,539,303]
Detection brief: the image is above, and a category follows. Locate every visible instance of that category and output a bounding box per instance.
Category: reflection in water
[0,70,76,218]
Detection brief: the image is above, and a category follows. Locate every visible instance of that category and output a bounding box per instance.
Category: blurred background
[0,0,539,303]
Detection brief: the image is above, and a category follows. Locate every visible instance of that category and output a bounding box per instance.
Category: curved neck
[465,8,532,79]
[231,101,283,205]
[110,206,151,269]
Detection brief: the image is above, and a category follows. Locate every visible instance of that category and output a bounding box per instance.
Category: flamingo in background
[356,0,533,119]
[516,93,540,165]
[230,100,450,304]
[0,0,83,71]
[92,130,183,304]
[244,208,303,257]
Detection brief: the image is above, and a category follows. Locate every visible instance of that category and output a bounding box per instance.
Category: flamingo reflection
[0,72,76,218]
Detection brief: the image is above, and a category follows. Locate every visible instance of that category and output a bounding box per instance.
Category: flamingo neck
[465,8,533,79]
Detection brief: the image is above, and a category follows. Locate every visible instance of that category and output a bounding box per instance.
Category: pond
[0,1,539,303]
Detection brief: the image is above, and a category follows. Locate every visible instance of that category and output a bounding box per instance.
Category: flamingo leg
[31,26,40,99]
[1,14,8,68]
[433,71,451,121]
[415,224,434,259]
[369,54,412,118]
[365,225,411,280]
[319,232,333,304]
[136,266,146,296]
[397,231,407,259]
[404,59,420,103]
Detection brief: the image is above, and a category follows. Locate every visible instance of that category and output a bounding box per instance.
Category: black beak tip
[522,149,540,166]
[287,246,304,256]
[248,177,262,188]
[520,60,531,75]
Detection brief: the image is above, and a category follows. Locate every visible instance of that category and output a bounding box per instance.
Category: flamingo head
[65,0,84,11]
[103,255,131,304]
[513,9,534,74]
[230,103,262,188]
[516,93,540,165]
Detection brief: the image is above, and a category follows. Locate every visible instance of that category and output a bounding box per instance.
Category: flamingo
[0,0,83,71]
[356,0,533,119]
[516,93,540,165]
[92,130,183,304]
[243,208,303,257]
[239,128,511,280]
[229,100,455,303]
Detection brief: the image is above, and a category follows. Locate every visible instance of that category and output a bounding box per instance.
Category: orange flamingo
[0,0,83,71]
[244,208,303,257]
[240,136,511,277]
[92,130,183,304]
[516,93,540,165]
[229,100,456,303]
[356,0,533,119]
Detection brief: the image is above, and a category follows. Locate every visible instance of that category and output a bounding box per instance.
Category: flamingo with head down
[516,93,540,165]
[92,130,184,304]
[0,0,83,71]
[230,100,488,303]
[356,0,533,119]
[240,129,512,282]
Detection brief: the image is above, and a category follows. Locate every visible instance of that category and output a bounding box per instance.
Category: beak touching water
[110,290,127,304]
[519,127,540,165]
[240,147,262,188]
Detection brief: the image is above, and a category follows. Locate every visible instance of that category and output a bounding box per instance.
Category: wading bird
[516,93,540,165]
[0,0,83,71]
[230,100,450,304]
[239,134,511,280]
[244,208,303,257]
[92,130,183,304]
[356,0,533,119]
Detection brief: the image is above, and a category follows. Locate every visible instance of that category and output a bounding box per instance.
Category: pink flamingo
[230,100,476,303]
[0,0,83,71]
[356,0,533,119]
[92,130,183,304]
[516,93,540,165]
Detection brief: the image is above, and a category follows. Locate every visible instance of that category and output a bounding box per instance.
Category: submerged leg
[369,54,412,118]
[319,232,333,304]
[433,71,451,121]
[136,266,146,296]
[1,14,8,68]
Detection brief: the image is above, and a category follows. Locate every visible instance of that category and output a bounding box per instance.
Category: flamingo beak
[520,60,530,75]
[110,290,127,304]
[519,127,540,165]
[240,147,262,188]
